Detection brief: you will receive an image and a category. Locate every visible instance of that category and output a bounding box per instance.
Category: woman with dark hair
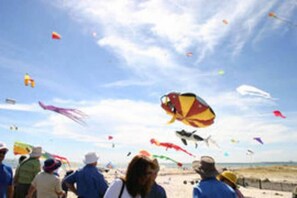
[104,155,156,198]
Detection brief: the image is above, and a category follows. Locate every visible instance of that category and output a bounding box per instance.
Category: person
[26,158,64,198]
[192,156,236,198]
[217,170,245,198]
[145,159,166,198]
[292,185,297,198]
[64,152,108,198]
[0,142,14,198]
[61,170,74,198]
[104,155,156,198]
[14,146,42,198]
[18,155,27,164]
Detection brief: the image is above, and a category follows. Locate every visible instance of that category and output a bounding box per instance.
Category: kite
[161,92,216,128]
[10,125,18,130]
[273,110,286,118]
[236,85,272,99]
[13,141,33,155]
[108,136,113,140]
[5,98,16,105]
[268,12,297,27]
[152,154,183,167]
[246,149,254,155]
[218,70,225,75]
[230,139,239,144]
[127,152,131,156]
[175,130,212,148]
[222,19,228,24]
[186,52,193,57]
[24,73,35,88]
[52,32,61,40]
[42,151,71,167]
[138,150,183,167]
[106,162,114,169]
[38,101,88,126]
[253,137,264,145]
[13,141,71,167]
[150,138,195,157]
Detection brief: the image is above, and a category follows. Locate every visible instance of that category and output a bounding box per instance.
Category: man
[192,156,236,198]
[26,158,64,198]
[145,159,166,198]
[14,146,42,198]
[64,152,108,198]
[0,142,13,198]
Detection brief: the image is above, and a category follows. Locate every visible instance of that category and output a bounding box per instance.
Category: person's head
[43,158,62,173]
[30,146,42,158]
[83,152,99,166]
[192,156,219,179]
[125,155,157,197]
[0,142,8,163]
[217,171,238,189]
[19,155,27,164]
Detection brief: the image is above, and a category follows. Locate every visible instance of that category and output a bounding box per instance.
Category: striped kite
[161,92,215,128]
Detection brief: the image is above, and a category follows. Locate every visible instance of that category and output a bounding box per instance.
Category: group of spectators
[0,142,166,198]
[1,140,250,198]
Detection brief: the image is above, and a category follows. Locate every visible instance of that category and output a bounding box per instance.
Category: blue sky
[1,0,297,165]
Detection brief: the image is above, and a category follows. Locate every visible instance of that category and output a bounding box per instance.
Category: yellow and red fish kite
[161,92,215,128]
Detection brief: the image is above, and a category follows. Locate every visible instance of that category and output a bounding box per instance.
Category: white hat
[0,142,8,151]
[30,146,42,157]
[83,152,99,164]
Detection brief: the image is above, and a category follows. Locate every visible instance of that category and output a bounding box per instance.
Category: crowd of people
[1,141,250,198]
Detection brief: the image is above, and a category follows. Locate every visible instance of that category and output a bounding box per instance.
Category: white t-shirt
[104,178,141,198]
[31,172,63,198]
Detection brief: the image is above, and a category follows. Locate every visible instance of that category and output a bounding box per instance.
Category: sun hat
[0,142,8,152]
[83,152,99,164]
[43,158,62,172]
[30,146,42,157]
[217,171,238,186]
[192,156,219,178]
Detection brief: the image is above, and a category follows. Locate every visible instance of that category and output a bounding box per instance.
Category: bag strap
[118,178,125,198]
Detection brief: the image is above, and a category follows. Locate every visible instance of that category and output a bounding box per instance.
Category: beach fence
[237,177,297,192]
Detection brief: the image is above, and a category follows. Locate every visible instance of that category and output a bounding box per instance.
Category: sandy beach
[63,165,297,198]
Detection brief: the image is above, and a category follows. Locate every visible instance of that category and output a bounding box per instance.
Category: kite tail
[204,135,211,147]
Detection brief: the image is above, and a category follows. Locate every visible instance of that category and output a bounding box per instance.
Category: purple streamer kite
[38,101,87,126]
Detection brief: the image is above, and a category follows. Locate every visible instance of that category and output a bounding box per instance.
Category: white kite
[236,85,273,99]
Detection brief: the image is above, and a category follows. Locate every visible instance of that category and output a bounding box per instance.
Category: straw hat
[30,146,42,157]
[192,156,219,178]
[0,142,8,152]
[43,158,62,172]
[83,152,99,164]
[217,171,237,186]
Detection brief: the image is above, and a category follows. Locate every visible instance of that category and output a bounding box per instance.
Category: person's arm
[64,171,78,195]
[26,185,36,198]
[7,185,13,198]
[65,183,77,195]
[104,179,122,198]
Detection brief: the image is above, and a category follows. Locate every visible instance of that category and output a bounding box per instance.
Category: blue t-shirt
[193,177,236,198]
[64,165,108,198]
[0,163,13,197]
[146,182,167,198]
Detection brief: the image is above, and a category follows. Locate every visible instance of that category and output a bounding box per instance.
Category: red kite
[52,32,61,40]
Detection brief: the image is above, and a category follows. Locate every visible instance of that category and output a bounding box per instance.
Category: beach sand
[64,165,297,198]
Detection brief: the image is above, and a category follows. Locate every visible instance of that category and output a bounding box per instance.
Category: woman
[104,155,156,198]
[217,170,244,198]
[26,158,64,198]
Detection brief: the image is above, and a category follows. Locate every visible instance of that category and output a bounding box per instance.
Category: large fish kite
[150,138,195,157]
[161,92,215,128]
[175,130,212,148]
[38,101,87,126]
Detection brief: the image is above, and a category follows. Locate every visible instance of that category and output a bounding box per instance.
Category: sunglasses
[0,150,7,155]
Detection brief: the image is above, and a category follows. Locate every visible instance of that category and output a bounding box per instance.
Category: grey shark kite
[176,130,212,148]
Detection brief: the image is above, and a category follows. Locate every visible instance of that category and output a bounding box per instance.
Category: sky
[1,0,297,166]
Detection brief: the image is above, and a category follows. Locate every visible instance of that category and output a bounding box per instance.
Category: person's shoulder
[2,163,13,173]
